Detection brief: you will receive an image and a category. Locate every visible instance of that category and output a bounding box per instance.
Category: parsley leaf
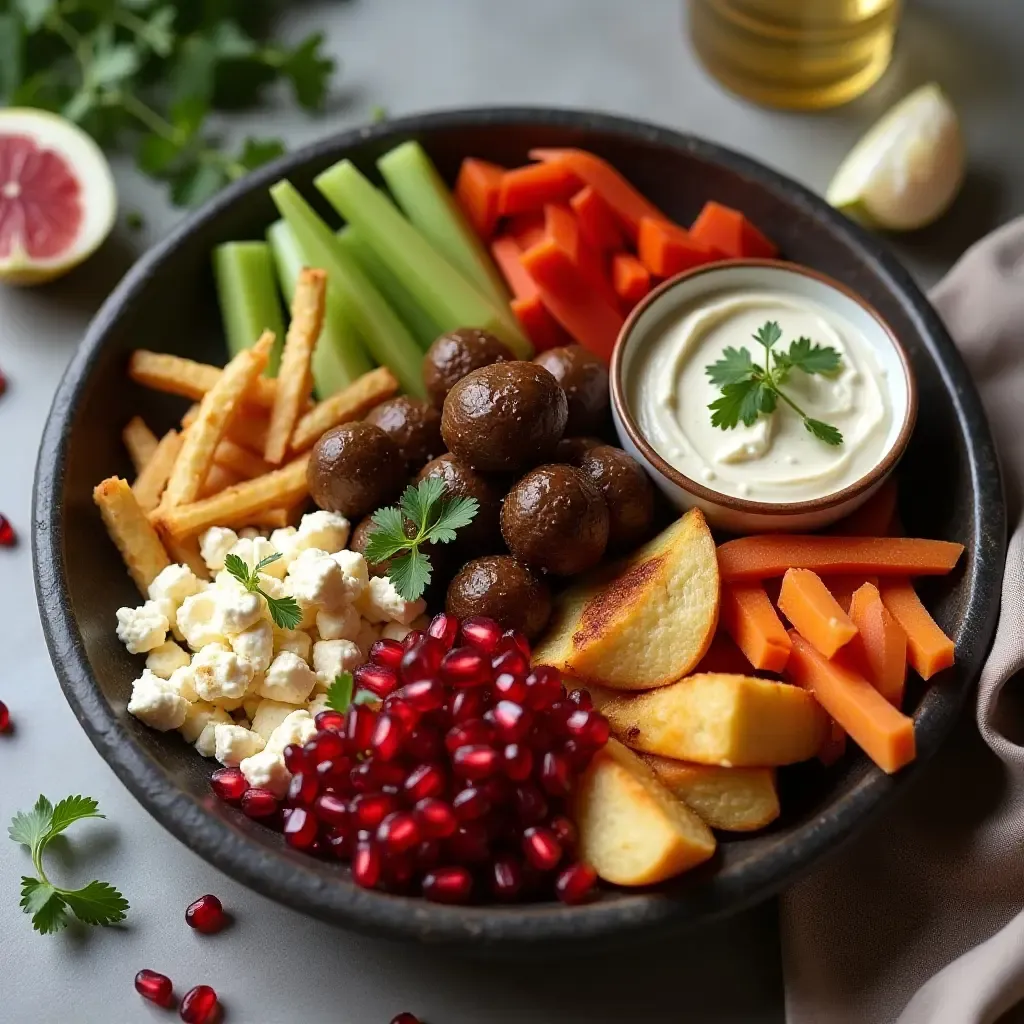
[705,346,758,389]
[805,418,844,446]
[325,672,354,714]
[777,336,843,377]
[389,549,432,603]
[224,552,302,630]
[754,320,783,351]
[46,795,102,842]
[61,880,130,927]
[9,795,53,850]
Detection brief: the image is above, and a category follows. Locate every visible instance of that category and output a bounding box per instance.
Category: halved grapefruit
[0,108,117,286]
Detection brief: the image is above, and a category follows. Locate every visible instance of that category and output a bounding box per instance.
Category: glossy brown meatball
[364,396,443,474]
[350,515,391,576]
[500,464,609,576]
[446,556,552,640]
[423,328,514,409]
[553,435,604,466]
[578,446,656,552]
[307,422,406,521]
[534,345,610,435]
[441,362,568,473]
[416,454,505,555]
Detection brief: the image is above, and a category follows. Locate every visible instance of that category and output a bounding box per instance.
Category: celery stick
[377,141,510,310]
[314,160,532,358]
[266,219,375,398]
[336,226,441,350]
[270,180,426,397]
[213,241,287,374]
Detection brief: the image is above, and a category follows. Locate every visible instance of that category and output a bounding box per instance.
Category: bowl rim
[610,258,920,515]
[32,105,1004,949]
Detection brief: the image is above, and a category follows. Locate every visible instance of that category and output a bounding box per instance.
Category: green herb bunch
[223,550,302,629]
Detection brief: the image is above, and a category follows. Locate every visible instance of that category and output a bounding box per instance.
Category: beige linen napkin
[782,217,1024,1024]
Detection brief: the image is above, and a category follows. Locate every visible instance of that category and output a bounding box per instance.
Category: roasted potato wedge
[575,739,716,886]
[602,673,828,767]
[533,509,718,690]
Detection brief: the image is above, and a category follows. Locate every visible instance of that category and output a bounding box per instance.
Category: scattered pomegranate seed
[523,826,563,871]
[371,713,405,761]
[135,969,174,1007]
[346,703,377,751]
[413,797,457,839]
[391,1014,422,1024]
[452,744,499,780]
[556,861,598,904]
[452,786,490,822]
[185,894,226,934]
[568,688,594,710]
[514,783,548,825]
[501,742,533,781]
[460,616,502,653]
[447,822,489,864]
[404,763,445,802]
[402,636,446,681]
[565,709,611,748]
[352,840,381,888]
[439,646,491,687]
[282,743,309,774]
[427,610,460,647]
[0,700,10,733]
[492,647,529,678]
[540,751,572,797]
[0,515,15,548]
[179,984,219,1024]
[376,811,420,854]
[352,791,397,830]
[355,662,399,698]
[240,788,279,819]
[314,709,346,732]
[491,856,524,901]
[369,637,404,669]
[422,865,473,904]
[396,677,445,713]
[449,688,486,723]
[492,700,531,742]
[307,728,347,764]
[550,814,578,850]
[287,771,319,807]
[493,672,527,704]
[0,366,7,397]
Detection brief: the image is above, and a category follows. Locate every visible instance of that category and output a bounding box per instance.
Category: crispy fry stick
[165,535,209,579]
[132,429,183,513]
[94,477,171,594]
[162,333,273,508]
[183,404,270,454]
[265,268,326,464]
[130,350,277,408]
[156,455,310,539]
[199,463,241,499]
[122,416,159,472]
[248,504,304,530]
[213,439,270,479]
[289,366,400,452]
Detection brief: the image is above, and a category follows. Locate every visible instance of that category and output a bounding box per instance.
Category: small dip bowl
[611,260,917,534]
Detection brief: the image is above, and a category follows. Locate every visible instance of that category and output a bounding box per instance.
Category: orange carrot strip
[690,201,778,259]
[510,295,570,353]
[692,632,753,675]
[878,578,955,680]
[829,479,899,536]
[818,719,848,767]
[637,216,720,278]
[506,212,545,250]
[528,148,668,241]
[570,186,626,251]
[717,535,964,581]
[786,631,916,774]
[611,252,652,310]
[844,583,907,707]
[498,162,580,217]
[490,236,537,300]
[720,582,791,672]
[454,158,505,239]
[821,574,880,613]
[778,568,858,658]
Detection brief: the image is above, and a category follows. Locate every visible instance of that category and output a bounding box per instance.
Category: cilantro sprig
[324,671,378,714]
[705,320,845,446]
[9,795,129,935]
[224,551,301,630]
[364,479,479,602]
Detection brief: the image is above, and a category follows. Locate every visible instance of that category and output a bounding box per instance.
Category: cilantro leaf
[709,380,755,430]
[254,552,283,573]
[353,690,380,706]
[261,593,302,631]
[364,506,409,564]
[224,553,253,588]
[754,321,782,351]
[782,337,843,377]
[388,550,431,604]
[400,478,445,532]
[705,346,758,388]
[21,879,68,935]
[805,418,844,446]
[46,796,102,842]
[278,32,334,111]
[9,795,53,849]
[325,672,354,714]
[61,880,129,927]
[427,496,480,545]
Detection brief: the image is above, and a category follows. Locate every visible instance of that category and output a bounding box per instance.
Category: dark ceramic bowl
[34,108,1004,952]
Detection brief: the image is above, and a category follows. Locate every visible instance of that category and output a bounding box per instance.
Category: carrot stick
[720,582,791,672]
[570,186,626,251]
[818,719,848,767]
[611,252,652,309]
[786,631,916,774]
[528,148,669,241]
[690,201,778,259]
[454,158,505,239]
[845,583,907,707]
[490,236,537,300]
[829,479,899,536]
[506,212,545,250]
[693,632,753,675]
[510,294,570,352]
[498,162,580,217]
[717,535,964,582]
[542,204,618,307]
[778,568,858,658]
[637,216,720,278]
[820,574,880,613]
[878,578,955,680]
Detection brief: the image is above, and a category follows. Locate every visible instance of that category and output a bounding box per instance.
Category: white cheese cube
[191,643,254,703]
[312,639,363,691]
[228,535,286,579]
[148,563,205,606]
[239,750,291,797]
[315,604,361,642]
[273,627,312,663]
[199,526,238,572]
[145,640,191,679]
[251,699,299,742]
[258,651,316,705]
[213,723,266,766]
[264,709,317,754]
[296,510,351,555]
[176,591,230,651]
[127,670,189,731]
[209,588,264,636]
[179,701,231,745]
[356,575,426,625]
[231,619,274,674]
[116,601,170,655]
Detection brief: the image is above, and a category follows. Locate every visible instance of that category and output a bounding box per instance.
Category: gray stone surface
[0,0,1017,1020]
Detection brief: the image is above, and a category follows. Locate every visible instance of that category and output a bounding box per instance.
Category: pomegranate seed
[314,793,350,827]
[370,638,404,669]
[346,703,377,751]
[134,969,174,1007]
[0,515,14,547]
[404,763,446,802]
[492,647,529,678]
[547,699,576,734]
[241,788,279,819]
[414,797,457,839]
[502,628,532,657]
[283,743,310,774]
[428,611,460,648]
[402,629,426,652]
[307,729,347,764]
[460,616,502,653]
[210,766,247,803]
[440,646,491,688]
[287,771,319,806]
[355,662,399,699]
[523,826,562,871]
[179,985,219,1024]
[382,851,416,890]
[325,827,353,860]
[555,862,598,904]
[562,738,593,770]
[492,700,532,742]
[422,865,473,904]
[316,756,352,786]
[501,742,533,781]
[414,838,441,870]
[524,666,564,710]
[491,857,524,901]
[445,719,494,753]
[371,713,406,761]
[352,840,381,888]
[568,688,594,710]
[352,792,397,830]
[450,688,487,723]
[493,672,527,704]
[447,822,490,864]
[452,744,499,780]
[391,1015,422,1024]
[540,751,572,797]
[382,696,420,731]
[185,894,225,934]
[565,709,611,747]
[404,726,443,762]
[396,677,445,712]
[550,814,578,850]
[314,709,346,732]
[376,811,420,854]
[452,786,490,821]
[480,775,512,807]
[513,784,548,825]
[284,806,318,849]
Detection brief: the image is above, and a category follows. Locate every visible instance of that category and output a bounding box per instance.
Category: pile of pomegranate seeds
[185,894,226,934]
[211,613,608,905]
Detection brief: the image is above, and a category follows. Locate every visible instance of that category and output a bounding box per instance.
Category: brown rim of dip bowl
[610,258,919,517]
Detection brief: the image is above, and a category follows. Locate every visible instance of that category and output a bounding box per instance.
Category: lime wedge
[827,83,965,232]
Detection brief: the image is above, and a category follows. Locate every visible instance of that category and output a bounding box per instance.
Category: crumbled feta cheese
[242,696,262,721]
[258,651,316,705]
[179,701,231,745]
[213,723,266,766]
[239,750,291,797]
[273,627,312,663]
[145,640,191,679]
[286,548,355,611]
[356,575,426,625]
[209,587,264,636]
[116,601,169,655]
[315,603,361,642]
[148,563,205,606]
[230,619,274,674]
[306,693,330,718]
[239,527,264,540]
[251,699,299,742]
[379,620,415,643]
[127,670,189,731]
[296,510,350,555]
[264,709,317,754]
[177,592,230,651]
[312,639,363,691]
[199,526,238,572]
[331,549,369,600]
[191,643,254,703]
[269,527,299,567]
[228,535,286,579]
[165,663,199,702]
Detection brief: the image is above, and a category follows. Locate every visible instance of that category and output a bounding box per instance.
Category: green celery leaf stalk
[266,219,375,398]
[336,226,441,350]
[212,242,287,374]
[314,160,532,358]
[270,180,426,397]
[376,141,511,311]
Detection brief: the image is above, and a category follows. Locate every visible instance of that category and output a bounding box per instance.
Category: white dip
[629,290,892,502]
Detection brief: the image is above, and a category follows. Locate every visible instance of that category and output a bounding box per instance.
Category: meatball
[364,396,443,474]
[441,362,568,473]
[500,464,609,576]
[534,345,610,435]
[423,328,514,409]
[553,435,604,466]
[417,454,505,555]
[350,515,391,576]
[446,556,552,641]
[578,446,656,552]
[307,422,406,521]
